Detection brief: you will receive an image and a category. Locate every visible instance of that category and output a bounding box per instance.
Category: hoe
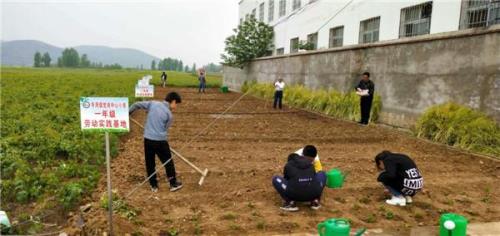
[130,118,209,185]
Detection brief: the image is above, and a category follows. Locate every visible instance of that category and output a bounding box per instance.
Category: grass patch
[414,102,500,156]
[220,213,238,220]
[100,190,140,221]
[241,81,382,122]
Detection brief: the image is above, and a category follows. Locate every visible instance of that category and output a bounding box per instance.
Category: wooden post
[105,132,113,235]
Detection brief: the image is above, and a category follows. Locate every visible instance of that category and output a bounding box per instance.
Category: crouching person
[375,151,423,206]
[272,153,326,211]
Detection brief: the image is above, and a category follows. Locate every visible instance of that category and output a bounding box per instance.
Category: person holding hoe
[375,150,423,206]
[272,145,326,211]
[129,92,183,193]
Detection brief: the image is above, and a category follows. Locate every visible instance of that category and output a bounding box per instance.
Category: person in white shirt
[273,78,285,109]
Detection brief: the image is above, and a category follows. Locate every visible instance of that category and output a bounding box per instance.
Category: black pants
[144,138,177,188]
[360,97,373,124]
[273,91,283,109]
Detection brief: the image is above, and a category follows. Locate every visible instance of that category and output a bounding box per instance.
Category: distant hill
[1,40,161,68]
[1,40,62,67]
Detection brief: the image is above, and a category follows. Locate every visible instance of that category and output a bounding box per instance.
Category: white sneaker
[385,196,406,206]
[405,196,413,204]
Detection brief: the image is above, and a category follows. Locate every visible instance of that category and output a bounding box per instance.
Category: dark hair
[375,150,391,169]
[302,145,317,158]
[362,72,370,77]
[287,153,300,162]
[165,92,182,103]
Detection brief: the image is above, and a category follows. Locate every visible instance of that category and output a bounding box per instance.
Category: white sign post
[80,97,130,235]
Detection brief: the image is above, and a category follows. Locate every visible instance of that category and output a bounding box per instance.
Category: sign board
[135,84,154,97]
[80,97,129,132]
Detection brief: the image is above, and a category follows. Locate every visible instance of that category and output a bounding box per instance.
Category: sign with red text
[80,97,129,132]
[135,84,154,98]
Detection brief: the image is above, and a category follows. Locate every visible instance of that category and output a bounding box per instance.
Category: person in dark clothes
[355,72,375,125]
[375,151,423,206]
[198,72,206,93]
[272,153,326,211]
[273,78,285,109]
[161,71,168,88]
[129,92,183,193]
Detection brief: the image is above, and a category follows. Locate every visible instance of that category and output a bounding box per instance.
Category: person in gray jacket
[129,92,183,192]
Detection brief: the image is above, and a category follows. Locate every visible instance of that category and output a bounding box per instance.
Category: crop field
[0,67,220,234]
[1,68,499,235]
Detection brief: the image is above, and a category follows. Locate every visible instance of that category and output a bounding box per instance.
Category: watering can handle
[317,222,325,236]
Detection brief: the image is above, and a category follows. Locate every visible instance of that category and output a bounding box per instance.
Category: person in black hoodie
[355,72,375,125]
[272,153,326,211]
[375,151,423,206]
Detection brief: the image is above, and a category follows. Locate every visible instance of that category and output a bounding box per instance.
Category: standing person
[273,78,285,109]
[198,72,206,93]
[272,153,326,211]
[161,71,168,88]
[129,92,183,192]
[355,72,375,125]
[375,151,423,206]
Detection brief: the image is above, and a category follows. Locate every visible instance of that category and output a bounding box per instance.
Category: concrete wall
[223,26,500,128]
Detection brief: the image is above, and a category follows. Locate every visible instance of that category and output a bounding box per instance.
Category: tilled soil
[67,87,500,235]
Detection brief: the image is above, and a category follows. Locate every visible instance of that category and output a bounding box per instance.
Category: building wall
[223,26,500,128]
[239,0,464,54]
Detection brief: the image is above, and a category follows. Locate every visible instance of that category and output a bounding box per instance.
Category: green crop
[414,102,500,157]
[242,81,382,122]
[0,67,221,233]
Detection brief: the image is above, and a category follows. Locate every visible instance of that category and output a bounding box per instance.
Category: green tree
[33,52,42,67]
[151,60,156,70]
[191,63,197,73]
[42,52,51,67]
[221,17,274,68]
[80,54,91,67]
[178,60,183,71]
[184,65,189,72]
[59,48,80,67]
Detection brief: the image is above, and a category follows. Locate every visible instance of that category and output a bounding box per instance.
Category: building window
[293,0,301,10]
[268,0,275,22]
[309,0,318,3]
[276,48,285,55]
[279,0,286,17]
[399,2,432,38]
[307,32,318,50]
[359,17,380,43]
[259,3,265,22]
[290,37,299,53]
[251,8,256,19]
[459,0,500,29]
[329,26,344,48]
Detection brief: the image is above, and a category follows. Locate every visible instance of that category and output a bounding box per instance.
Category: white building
[238,0,500,55]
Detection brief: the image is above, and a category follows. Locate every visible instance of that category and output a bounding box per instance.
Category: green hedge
[414,102,500,156]
[241,81,382,122]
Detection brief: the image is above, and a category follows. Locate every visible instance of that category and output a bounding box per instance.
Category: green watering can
[326,168,345,189]
[439,213,468,236]
[318,218,350,236]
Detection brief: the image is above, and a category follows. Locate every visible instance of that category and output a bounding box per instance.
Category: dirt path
[67,88,500,235]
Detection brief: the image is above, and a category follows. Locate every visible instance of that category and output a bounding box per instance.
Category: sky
[1,0,239,66]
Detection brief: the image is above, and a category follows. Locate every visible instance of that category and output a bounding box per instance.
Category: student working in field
[129,92,183,193]
[198,72,206,93]
[375,151,423,206]
[272,145,326,211]
[161,71,168,88]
